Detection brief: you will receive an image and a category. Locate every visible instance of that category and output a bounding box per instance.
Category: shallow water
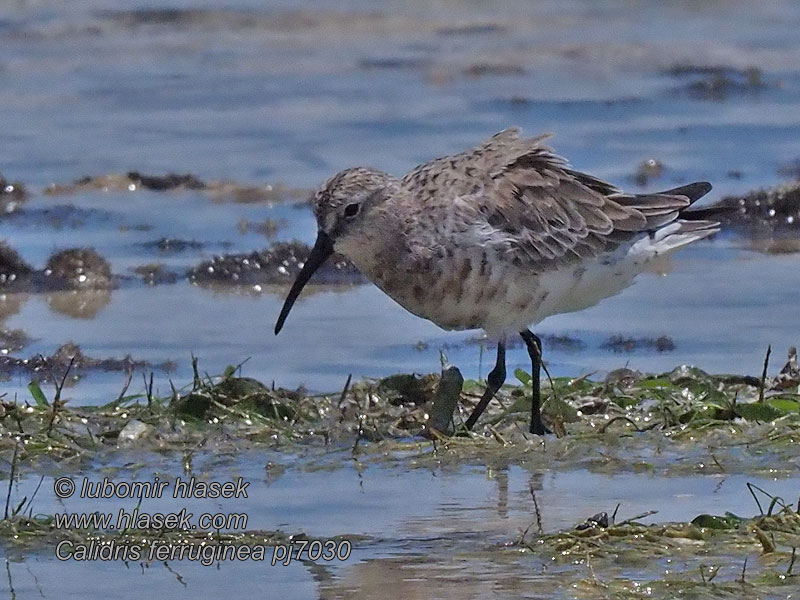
[2,0,800,597]
[5,456,799,599]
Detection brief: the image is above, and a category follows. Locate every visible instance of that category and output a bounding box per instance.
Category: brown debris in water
[0,328,32,354]
[746,237,800,254]
[188,240,364,287]
[45,174,136,195]
[629,158,665,187]
[604,367,641,389]
[141,238,205,253]
[358,57,430,71]
[206,182,307,204]
[0,173,27,213]
[133,263,179,285]
[601,335,675,353]
[0,245,119,293]
[0,174,26,199]
[237,218,283,238]
[174,376,298,420]
[667,64,767,101]
[0,342,175,381]
[466,333,585,352]
[45,172,203,194]
[713,181,800,230]
[127,171,205,191]
[377,373,439,406]
[44,172,306,204]
[45,248,114,290]
[0,242,33,284]
[437,23,507,36]
[463,62,525,78]
[96,7,388,33]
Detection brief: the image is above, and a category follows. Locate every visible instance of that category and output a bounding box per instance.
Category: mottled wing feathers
[401,128,551,198]
[402,129,713,272]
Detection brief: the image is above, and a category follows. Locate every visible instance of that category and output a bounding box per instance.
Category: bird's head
[274,167,396,334]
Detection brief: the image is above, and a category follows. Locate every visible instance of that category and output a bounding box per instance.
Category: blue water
[2,1,800,598]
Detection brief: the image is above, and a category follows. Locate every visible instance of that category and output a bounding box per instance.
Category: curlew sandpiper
[275,128,719,435]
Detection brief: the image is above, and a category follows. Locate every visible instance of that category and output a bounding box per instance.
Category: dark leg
[464,342,506,430]
[520,329,551,435]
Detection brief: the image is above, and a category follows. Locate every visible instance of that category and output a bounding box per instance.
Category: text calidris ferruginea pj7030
[275,128,719,435]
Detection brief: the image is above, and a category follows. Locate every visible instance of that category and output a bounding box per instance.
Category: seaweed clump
[719,182,800,229]
[0,242,33,286]
[667,64,766,101]
[126,171,205,191]
[509,496,800,596]
[44,248,114,290]
[0,173,27,213]
[188,241,364,287]
[0,342,174,382]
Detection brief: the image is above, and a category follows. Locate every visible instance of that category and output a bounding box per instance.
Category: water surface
[2,1,800,598]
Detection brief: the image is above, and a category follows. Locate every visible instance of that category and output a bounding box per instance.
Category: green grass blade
[28,381,49,407]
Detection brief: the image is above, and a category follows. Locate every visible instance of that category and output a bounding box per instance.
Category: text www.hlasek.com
[53,508,248,531]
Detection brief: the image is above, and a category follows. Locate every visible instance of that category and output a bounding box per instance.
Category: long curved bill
[274,231,334,334]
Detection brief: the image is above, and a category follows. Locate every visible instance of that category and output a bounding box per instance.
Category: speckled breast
[363,249,547,334]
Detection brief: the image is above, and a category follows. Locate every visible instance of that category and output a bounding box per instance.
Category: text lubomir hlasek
[78,476,249,499]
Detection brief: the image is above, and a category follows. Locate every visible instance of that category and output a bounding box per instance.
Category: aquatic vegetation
[0,342,175,381]
[0,245,115,292]
[510,499,800,597]
[716,182,800,230]
[1,356,798,472]
[126,172,205,191]
[601,335,675,353]
[44,248,113,290]
[0,328,31,354]
[629,158,666,187]
[0,174,27,215]
[188,241,364,287]
[0,243,33,284]
[141,238,206,253]
[44,172,306,204]
[132,263,180,285]
[667,64,768,101]
[1,359,799,596]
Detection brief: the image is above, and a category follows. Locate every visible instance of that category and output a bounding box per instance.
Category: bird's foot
[529,418,552,436]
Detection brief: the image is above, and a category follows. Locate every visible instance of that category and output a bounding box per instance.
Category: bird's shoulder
[401,128,544,198]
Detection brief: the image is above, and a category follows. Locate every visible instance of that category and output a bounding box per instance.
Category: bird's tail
[650,218,719,254]
[640,182,720,253]
[612,181,717,230]
[657,182,712,203]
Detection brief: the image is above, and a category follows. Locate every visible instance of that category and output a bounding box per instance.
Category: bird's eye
[344,203,360,218]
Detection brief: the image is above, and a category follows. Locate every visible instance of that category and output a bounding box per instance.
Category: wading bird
[275,129,717,434]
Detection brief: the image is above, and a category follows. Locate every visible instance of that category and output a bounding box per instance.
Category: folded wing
[402,128,715,272]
